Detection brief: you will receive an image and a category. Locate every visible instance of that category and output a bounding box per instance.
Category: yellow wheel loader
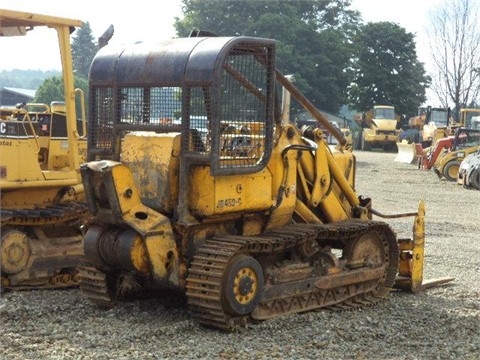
[0,10,88,289]
[78,35,453,331]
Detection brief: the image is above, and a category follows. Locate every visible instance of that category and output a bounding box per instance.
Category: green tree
[34,75,88,117]
[71,21,97,79]
[348,22,430,116]
[0,69,60,89]
[34,76,63,104]
[175,0,360,114]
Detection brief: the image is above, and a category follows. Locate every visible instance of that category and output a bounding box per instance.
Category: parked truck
[355,105,400,151]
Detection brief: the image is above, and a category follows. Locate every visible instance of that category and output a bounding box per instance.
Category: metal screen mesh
[187,87,210,153]
[89,86,181,159]
[88,40,274,169]
[89,86,114,159]
[185,46,271,173]
[218,51,268,170]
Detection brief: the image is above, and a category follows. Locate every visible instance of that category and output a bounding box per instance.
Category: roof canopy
[89,36,274,88]
[0,8,82,36]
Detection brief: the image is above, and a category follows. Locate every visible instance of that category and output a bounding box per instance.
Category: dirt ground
[1,149,479,360]
[354,149,479,283]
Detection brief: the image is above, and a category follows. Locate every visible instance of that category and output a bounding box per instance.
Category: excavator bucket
[394,140,417,164]
[394,201,454,292]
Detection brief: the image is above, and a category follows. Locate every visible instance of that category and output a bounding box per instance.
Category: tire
[361,135,371,151]
[443,160,461,182]
[470,167,480,189]
[355,130,362,150]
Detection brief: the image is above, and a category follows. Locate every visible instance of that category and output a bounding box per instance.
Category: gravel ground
[1,150,479,360]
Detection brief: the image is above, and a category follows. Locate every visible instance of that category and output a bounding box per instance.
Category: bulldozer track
[186,220,398,331]
[77,220,398,331]
[1,201,88,290]
[1,273,80,291]
[77,266,117,308]
[1,202,89,226]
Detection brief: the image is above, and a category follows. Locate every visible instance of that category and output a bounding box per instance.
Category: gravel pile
[1,150,479,360]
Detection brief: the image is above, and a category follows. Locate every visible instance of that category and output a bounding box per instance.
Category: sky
[0,0,446,101]
[0,0,184,70]
[352,0,443,69]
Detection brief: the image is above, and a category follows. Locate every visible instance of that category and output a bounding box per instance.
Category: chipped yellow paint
[129,233,150,274]
[120,132,180,213]
[397,200,426,291]
[107,162,179,282]
[143,230,178,280]
[188,166,272,217]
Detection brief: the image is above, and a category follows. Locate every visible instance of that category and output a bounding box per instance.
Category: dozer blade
[394,200,454,292]
[394,140,417,164]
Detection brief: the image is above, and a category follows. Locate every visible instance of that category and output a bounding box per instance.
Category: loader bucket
[394,140,417,164]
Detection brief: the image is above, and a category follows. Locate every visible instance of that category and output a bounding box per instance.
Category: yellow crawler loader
[0,10,87,289]
[78,34,453,331]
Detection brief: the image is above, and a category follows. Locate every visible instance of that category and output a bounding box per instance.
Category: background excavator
[78,34,453,331]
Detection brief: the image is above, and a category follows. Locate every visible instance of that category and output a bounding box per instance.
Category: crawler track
[1,202,89,226]
[1,202,88,290]
[186,220,398,331]
[77,266,117,308]
[78,219,399,331]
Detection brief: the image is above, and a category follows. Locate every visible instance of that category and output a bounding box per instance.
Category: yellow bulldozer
[0,10,88,289]
[78,34,453,331]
